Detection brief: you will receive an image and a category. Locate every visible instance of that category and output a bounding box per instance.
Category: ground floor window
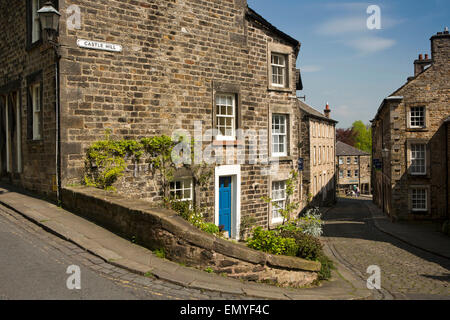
[271,180,286,223]
[169,179,193,202]
[411,188,427,212]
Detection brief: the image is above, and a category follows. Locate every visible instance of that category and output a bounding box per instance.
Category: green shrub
[247,227,298,256]
[279,230,323,261]
[317,253,334,280]
[154,248,165,259]
[202,223,220,235]
[276,222,303,233]
[168,199,221,236]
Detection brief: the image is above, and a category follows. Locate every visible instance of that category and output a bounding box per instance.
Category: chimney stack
[430,28,450,66]
[324,102,331,118]
[414,52,432,76]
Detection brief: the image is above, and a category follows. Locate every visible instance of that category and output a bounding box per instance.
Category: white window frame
[313,146,316,166]
[355,169,359,177]
[410,106,425,128]
[339,170,344,178]
[215,94,236,141]
[410,143,426,175]
[411,187,427,212]
[339,157,343,165]
[271,53,286,88]
[31,83,42,140]
[169,178,193,202]
[271,180,286,224]
[347,157,351,165]
[354,157,358,164]
[271,114,288,157]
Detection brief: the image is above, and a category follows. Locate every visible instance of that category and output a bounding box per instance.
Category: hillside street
[323,197,450,300]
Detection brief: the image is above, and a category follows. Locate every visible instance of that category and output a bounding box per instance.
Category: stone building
[0,0,324,239]
[336,141,371,195]
[371,29,450,222]
[298,101,337,206]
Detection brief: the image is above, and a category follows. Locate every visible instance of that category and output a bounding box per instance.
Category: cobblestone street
[323,197,450,300]
[0,204,251,300]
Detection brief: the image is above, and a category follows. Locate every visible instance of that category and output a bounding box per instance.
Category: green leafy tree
[351,120,372,153]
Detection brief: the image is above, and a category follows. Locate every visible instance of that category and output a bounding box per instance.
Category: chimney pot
[419,54,423,60]
[324,103,331,118]
[425,53,429,60]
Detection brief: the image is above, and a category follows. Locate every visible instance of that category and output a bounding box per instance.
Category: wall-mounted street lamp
[37,2,61,43]
[38,1,62,204]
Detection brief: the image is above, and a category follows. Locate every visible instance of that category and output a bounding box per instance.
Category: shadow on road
[322,197,450,273]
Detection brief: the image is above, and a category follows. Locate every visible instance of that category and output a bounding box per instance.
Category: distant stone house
[335,141,371,195]
[0,0,326,239]
[371,29,450,222]
[298,101,337,206]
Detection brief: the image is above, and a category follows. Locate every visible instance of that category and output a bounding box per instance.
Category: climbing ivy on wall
[84,130,212,197]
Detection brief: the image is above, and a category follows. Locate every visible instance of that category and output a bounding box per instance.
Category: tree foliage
[336,121,372,153]
[351,121,372,154]
[336,128,356,146]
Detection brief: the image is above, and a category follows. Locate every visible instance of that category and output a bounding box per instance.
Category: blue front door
[219,176,232,234]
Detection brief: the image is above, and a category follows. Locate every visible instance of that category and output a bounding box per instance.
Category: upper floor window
[272,114,288,157]
[339,157,343,165]
[354,157,358,164]
[271,54,286,87]
[410,106,425,128]
[271,181,286,224]
[313,146,316,166]
[347,170,351,178]
[215,94,236,141]
[347,157,351,165]
[169,179,193,202]
[410,144,426,175]
[339,170,344,178]
[355,169,359,177]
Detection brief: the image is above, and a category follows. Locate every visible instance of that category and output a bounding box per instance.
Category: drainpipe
[55,51,61,205]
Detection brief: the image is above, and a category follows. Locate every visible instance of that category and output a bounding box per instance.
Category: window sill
[270,155,294,162]
[406,127,428,132]
[268,86,292,93]
[213,140,244,146]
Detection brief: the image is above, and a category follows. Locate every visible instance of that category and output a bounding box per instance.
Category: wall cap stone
[62,186,321,272]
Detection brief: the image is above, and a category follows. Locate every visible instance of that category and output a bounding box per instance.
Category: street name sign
[76,39,123,52]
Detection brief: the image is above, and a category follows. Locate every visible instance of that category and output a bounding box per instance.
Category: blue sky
[247,0,449,128]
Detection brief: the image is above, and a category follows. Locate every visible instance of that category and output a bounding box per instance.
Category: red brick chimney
[324,102,331,118]
[414,53,432,76]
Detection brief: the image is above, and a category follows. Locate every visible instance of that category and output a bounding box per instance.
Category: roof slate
[297,100,338,123]
[336,141,370,156]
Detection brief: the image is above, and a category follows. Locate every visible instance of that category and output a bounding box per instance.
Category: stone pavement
[365,200,450,260]
[323,197,450,300]
[0,183,371,300]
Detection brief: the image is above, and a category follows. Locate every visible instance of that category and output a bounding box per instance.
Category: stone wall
[0,0,59,199]
[372,31,450,221]
[307,117,336,206]
[55,0,304,230]
[62,185,320,287]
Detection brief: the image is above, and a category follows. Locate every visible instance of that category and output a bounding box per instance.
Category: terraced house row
[372,29,450,222]
[0,0,336,239]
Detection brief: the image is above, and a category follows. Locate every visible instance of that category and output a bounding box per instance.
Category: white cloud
[301,65,322,73]
[317,16,366,35]
[345,36,396,55]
